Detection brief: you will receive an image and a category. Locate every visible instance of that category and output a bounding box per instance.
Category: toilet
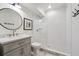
[31,42,41,56]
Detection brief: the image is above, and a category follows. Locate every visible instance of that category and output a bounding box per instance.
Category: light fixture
[10,3,21,9]
[15,4,21,9]
[48,4,52,9]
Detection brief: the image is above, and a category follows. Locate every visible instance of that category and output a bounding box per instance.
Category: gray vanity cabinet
[0,36,31,56]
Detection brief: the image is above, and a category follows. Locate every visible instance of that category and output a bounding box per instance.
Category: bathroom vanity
[0,35,31,56]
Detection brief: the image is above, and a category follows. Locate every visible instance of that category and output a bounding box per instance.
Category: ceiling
[20,3,67,19]
[20,3,67,12]
[31,3,67,12]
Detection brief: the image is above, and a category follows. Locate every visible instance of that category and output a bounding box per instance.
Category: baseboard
[40,47,70,56]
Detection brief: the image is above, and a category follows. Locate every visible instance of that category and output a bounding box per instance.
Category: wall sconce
[10,3,21,9]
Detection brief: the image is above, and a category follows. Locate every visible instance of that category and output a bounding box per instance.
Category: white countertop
[0,35,31,45]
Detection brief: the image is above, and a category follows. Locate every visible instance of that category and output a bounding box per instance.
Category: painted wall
[72,3,79,56]
[0,3,32,38]
[66,4,72,55]
[48,7,67,53]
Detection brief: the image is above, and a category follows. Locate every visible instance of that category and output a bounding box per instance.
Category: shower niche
[0,8,22,37]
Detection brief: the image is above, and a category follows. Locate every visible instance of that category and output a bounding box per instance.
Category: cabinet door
[5,47,25,56]
[23,43,31,56]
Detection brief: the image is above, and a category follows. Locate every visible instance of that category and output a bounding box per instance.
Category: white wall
[66,4,72,55]
[0,3,32,38]
[48,7,67,53]
[72,3,79,56]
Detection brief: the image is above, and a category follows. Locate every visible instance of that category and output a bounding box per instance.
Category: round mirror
[0,8,22,30]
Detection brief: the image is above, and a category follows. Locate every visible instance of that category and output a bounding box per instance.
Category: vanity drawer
[17,38,31,45]
[3,41,20,53]
[5,44,31,56]
[3,38,30,53]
